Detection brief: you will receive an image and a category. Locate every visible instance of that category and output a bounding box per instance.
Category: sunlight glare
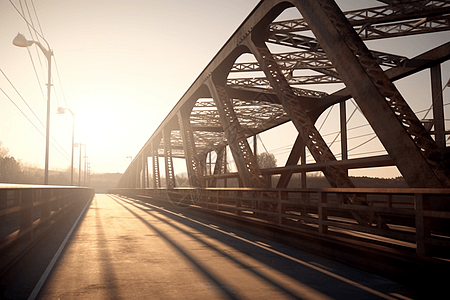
[74,94,123,152]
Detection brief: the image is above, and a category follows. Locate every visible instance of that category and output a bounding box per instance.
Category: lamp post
[75,143,85,186]
[13,33,53,184]
[84,155,88,186]
[57,107,75,185]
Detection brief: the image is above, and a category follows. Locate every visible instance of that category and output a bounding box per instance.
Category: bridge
[2,0,450,299]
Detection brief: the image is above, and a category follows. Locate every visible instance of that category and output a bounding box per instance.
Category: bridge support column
[431,64,445,148]
[415,193,431,256]
[141,154,147,189]
[340,101,348,176]
[152,142,161,189]
[163,128,176,189]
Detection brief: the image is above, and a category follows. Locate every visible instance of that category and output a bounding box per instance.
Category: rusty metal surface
[119,0,450,194]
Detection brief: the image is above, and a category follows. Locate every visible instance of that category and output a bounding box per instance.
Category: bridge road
[35,194,416,300]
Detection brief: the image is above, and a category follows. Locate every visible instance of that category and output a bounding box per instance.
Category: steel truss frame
[118,0,450,200]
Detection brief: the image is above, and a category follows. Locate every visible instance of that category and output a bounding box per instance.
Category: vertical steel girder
[163,129,176,189]
[178,111,204,187]
[152,143,161,188]
[340,102,348,163]
[141,155,147,189]
[206,77,265,188]
[291,0,448,188]
[130,163,137,188]
[431,64,445,148]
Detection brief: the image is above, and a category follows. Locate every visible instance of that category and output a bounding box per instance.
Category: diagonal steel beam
[206,76,265,188]
[301,0,448,188]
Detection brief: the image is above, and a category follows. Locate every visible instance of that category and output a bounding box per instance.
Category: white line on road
[27,196,94,300]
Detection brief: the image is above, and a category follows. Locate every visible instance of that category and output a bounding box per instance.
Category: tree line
[0,142,71,185]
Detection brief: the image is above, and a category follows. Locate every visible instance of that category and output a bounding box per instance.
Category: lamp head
[57,107,67,114]
[13,33,34,47]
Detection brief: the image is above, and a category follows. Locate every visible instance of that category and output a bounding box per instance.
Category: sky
[0,0,449,178]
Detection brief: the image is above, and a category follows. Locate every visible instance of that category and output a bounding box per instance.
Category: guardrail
[0,184,94,273]
[110,187,450,258]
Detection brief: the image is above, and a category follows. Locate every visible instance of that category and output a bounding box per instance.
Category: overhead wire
[19,0,63,109]
[1,68,45,128]
[0,73,70,161]
[17,0,46,101]
[0,86,45,139]
[30,0,44,35]
[26,0,71,114]
[9,0,47,44]
[8,0,73,162]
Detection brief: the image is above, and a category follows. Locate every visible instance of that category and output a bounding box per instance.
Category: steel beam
[245,38,355,190]
[163,128,176,189]
[206,76,265,188]
[431,64,446,148]
[152,142,161,189]
[290,0,448,188]
[178,111,204,187]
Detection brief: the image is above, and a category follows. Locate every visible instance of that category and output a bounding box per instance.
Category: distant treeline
[284,173,408,188]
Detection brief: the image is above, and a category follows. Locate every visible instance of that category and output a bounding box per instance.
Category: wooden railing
[110,187,450,258]
[0,184,94,273]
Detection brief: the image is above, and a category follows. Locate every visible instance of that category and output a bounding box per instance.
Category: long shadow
[113,195,307,300]
[110,195,241,300]
[93,199,123,300]
[111,195,417,300]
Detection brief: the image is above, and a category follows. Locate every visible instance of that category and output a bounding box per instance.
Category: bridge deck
[37,194,415,299]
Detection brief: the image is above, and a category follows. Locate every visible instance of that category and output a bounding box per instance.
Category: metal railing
[0,184,94,273]
[111,187,450,258]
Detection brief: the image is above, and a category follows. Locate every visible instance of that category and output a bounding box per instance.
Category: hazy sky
[0,0,449,177]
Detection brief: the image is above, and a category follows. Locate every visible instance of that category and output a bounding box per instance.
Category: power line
[30,0,44,36]
[0,86,46,139]
[10,0,73,161]
[9,0,48,46]
[1,68,45,128]
[53,55,69,108]
[0,69,71,161]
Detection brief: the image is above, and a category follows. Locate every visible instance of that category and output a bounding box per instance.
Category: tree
[257,152,277,169]
[0,142,23,183]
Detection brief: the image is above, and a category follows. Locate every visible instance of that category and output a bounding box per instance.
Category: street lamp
[13,33,53,184]
[57,107,75,185]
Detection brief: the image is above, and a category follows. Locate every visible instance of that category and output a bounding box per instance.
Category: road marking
[27,196,93,300]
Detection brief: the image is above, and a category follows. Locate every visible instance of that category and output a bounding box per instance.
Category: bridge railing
[0,184,94,273]
[110,187,450,258]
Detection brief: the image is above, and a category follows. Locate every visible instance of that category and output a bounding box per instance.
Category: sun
[73,97,122,153]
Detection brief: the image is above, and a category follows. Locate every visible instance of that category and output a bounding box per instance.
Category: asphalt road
[7,193,415,300]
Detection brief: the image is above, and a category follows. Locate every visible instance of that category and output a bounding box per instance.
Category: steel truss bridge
[118,0,450,191]
[114,0,450,259]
